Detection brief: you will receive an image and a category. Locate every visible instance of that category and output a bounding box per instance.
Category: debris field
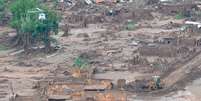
[0,0,201,101]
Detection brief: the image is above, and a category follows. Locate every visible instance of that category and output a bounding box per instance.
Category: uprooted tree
[9,0,60,52]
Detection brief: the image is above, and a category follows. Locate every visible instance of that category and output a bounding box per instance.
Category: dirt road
[164,51,201,87]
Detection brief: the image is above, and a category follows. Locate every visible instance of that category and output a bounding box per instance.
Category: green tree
[0,0,6,24]
[9,0,59,52]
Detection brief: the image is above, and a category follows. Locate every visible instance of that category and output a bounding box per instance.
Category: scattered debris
[1,0,201,101]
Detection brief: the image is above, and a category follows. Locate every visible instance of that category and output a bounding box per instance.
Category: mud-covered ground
[0,0,201,101]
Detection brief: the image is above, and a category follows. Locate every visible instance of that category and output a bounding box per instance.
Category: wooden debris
[72,69,81,78]
[47,83,82,95]
[83,80,113,91]
[84,84,108,91]
[100,80,113,89]
[84,79,96,85]
[117,79,126,90]
[96,93,115,101]
[71,91,85,101]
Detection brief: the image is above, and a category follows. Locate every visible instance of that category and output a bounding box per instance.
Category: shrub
[175,12,184,19]
[73,56,89,69]
[0,0,6,23]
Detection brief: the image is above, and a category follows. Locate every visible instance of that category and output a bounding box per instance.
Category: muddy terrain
[0,0,201,101]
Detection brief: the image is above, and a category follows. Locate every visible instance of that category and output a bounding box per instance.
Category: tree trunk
[62,24,70,37]
[45,40,51,53]
[23,33,32,52]
[44,32,51,53]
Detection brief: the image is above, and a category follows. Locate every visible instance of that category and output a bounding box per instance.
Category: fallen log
[84,85,108,91]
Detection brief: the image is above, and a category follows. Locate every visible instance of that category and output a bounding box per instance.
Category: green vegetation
[9,0,60,52]
[73,56,90,69]
[126,20,136,30]
[152,63,162,68]
[175,12,185,19]
[0,0,6,21]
